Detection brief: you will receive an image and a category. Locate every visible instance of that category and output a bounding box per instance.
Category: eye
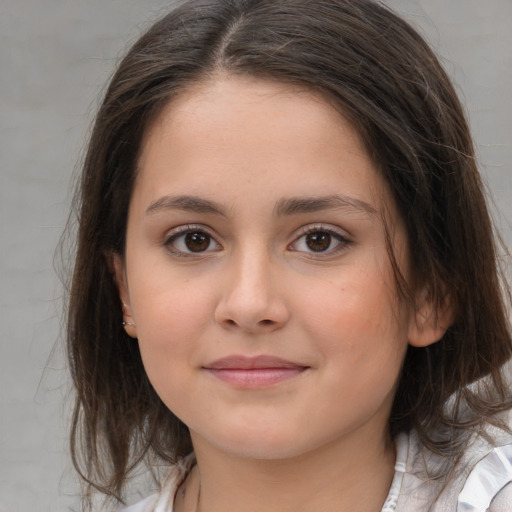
[290,226,350,256]
[165,226,221,256]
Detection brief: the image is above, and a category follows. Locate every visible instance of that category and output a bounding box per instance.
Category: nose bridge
[215,240,288,331]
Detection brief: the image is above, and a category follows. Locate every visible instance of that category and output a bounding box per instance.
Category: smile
[203,355,310,388]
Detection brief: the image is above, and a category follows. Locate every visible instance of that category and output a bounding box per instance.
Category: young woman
[67,1,512,510]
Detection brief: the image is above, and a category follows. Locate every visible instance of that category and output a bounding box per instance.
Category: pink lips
[203,355,308,388]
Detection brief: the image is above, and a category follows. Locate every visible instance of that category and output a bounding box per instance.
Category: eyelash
[163,224,352,258]
[289,224,352,258]
[164,224,221,257]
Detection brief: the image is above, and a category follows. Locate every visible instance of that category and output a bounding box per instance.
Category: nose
[214,247,290,333]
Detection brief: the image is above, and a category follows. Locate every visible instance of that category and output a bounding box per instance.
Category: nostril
[260,319,274,326]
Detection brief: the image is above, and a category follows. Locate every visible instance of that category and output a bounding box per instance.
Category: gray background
[1,1,510,511]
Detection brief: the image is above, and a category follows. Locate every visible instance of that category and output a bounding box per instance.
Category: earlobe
[111,253,138,338]
[408,292,454,348]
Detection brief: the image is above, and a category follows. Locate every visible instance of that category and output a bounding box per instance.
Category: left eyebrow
[273,195,377,217]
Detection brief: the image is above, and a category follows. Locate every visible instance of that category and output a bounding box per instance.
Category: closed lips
[203,356,309,387]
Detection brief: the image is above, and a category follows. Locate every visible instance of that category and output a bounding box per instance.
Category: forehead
[141,76,359,163]
[135,76,396,216]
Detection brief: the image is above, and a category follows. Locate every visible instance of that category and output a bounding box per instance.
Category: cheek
[298,269,409,372]
[131,263,215,332]
[134,289,204,410]
[130,277,216,383]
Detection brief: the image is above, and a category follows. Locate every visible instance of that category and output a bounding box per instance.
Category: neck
[188,427,395,512]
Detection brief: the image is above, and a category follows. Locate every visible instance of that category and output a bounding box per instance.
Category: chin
[192,421,335,461]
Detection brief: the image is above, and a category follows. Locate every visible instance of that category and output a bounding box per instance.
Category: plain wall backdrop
[1,1,510,510]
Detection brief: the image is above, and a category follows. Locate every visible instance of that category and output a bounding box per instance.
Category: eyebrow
[146,194,377,217]
[146,195,228,216]
[273,194,377,217]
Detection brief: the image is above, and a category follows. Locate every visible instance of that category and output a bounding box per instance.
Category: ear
[111,253,138,339]
[408,290,454,348]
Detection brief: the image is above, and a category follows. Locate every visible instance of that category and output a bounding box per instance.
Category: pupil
[306,232,331,252]
[185,232,210,252]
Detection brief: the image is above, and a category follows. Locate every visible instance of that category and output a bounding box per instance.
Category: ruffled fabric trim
[457,444,512,511]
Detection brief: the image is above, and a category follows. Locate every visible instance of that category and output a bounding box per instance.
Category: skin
[114,76,448,512]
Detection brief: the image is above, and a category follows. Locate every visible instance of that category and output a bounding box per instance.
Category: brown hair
[67,0,512,504]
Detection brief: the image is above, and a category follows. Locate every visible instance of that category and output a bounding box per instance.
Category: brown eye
[166,227,221,256]
[305,232,332,252]
[290,226,350,256]
[185,232,211,252]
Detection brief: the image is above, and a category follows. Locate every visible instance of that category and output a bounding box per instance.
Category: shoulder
[394,408,512,511]
[456,409,512,511]
[458,442,512,512]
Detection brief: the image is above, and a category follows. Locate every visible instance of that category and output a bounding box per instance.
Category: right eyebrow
[145,195,227,216]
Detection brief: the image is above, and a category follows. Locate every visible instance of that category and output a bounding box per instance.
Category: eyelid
[163,224,222,256]
[288,223,352,256]
[293,223,351,239]
[164,223,212,237]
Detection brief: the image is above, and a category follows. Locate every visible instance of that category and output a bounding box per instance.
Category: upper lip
[203,355,308,370]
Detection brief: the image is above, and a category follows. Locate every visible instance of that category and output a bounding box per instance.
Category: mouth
[203,355,310,388]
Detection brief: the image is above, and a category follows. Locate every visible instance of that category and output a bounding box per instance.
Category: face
[115,76,438,461]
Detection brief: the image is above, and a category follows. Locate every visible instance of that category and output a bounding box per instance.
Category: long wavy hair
[66,0,512,505]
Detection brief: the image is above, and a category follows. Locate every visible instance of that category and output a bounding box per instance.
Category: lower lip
[205,367,307,387]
